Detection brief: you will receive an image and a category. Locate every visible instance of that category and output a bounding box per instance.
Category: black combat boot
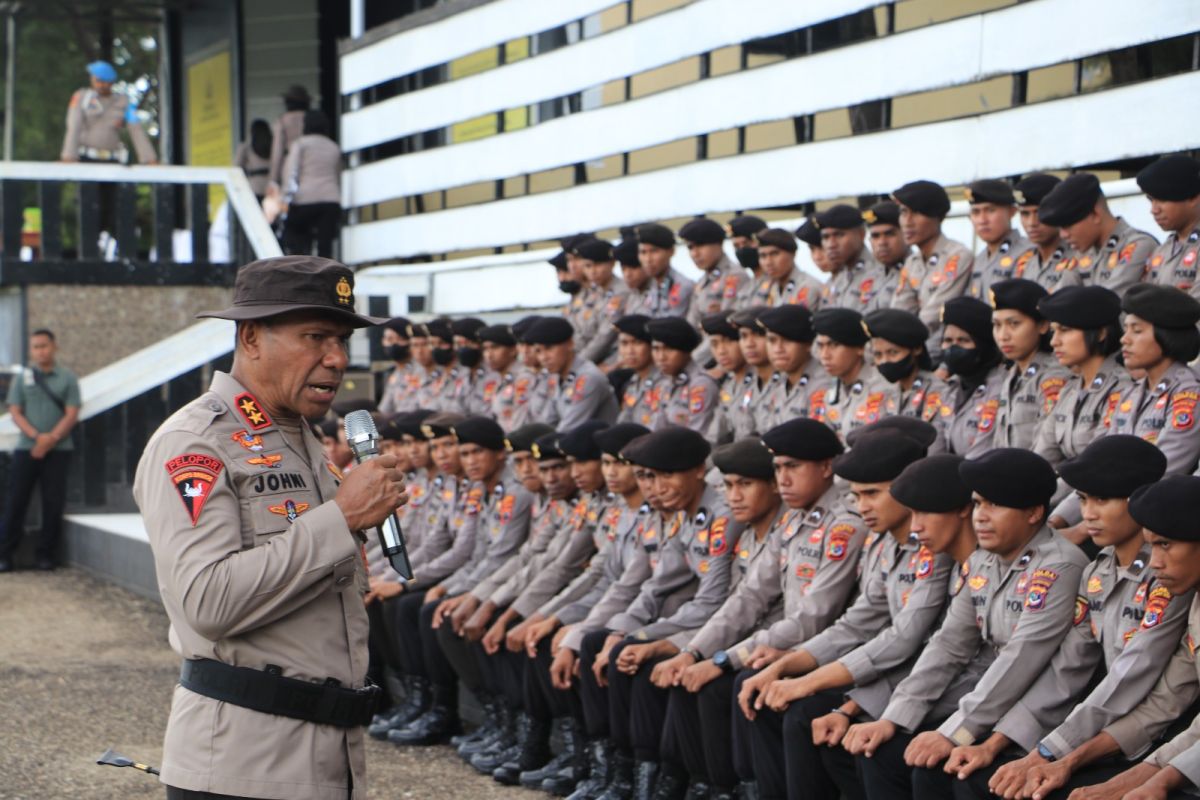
[459,700,512,758]
[593,748,635,800]
[387,683,460,745]
[650,762,687,800]
[493,714,553,784]
[562,737,613,799]
[451,692,501,750]
[537,718,588,793]
[633,760,660,800]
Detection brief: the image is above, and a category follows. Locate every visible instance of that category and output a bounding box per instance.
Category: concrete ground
[0,567,532,800]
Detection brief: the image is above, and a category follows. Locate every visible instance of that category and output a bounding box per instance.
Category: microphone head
[344,409,378,440]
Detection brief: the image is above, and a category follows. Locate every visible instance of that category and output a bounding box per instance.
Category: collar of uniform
[694,485,725,525]
[761,503,790,538]
[925,233,952,265]
[210,371,277,433]
[806,483,845,526]
[1150,361,1191,394]
[1186,227,1200,244]
[1000,525,1055,576]
[1116,545,1151,578]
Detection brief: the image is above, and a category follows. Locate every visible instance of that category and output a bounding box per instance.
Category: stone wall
[24,285,234,376]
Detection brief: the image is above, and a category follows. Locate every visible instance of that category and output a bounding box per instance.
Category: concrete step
[63,513,158,601]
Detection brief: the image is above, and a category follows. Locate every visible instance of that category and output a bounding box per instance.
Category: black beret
[331,396,376,417]
[478,323,517,346]
[504,422,555,453]
[1137,155,1200,202]
[1037,173,1102,227]
[941,296,994,345]
[815,204,864,230]
[316,417,339,438]
[452,415,506,451]
[421,412,465,440]
[558,420,609,461]
[833,430,927,483]
[384,316,412,336]
[758,305,816,343]
[395,408,436,437]
[862,201,900,227]
[864,308,928,348]
[1014,173,1062,206]
[758,227,798,253]
[728,215,768,238]
[812,307,869,346]
[524,316,575,345]
[701,311,740,340]
[451,317,486,341]
[890,454,972,512]
[614,238,641,267]
[531,432,566,461]
[560,233,593,251]
[1129,475,1200,541]
[990,278,1048,320]
[621,426,710,471]
[892,180,951,218]
[845,416,938,451]
[637,223,676,250]
[794,218,822,247]
[678,218,726,245]
[512,315,543,343]
[379,413,406,442]
[712,438,776,481]
[729,306,769,330]
[594,422,651,460]
[646,317,703,351]
[965,179,1015,206]
[614,314,653,343]
[1122,283,1200,329]
[1058,435,1167,499]
[424,318,453,341]
[958,448,1057,509]
[573,237,614,262]
[761,418,844,461]
[548,251,568,270]
[1036,286,1121,329]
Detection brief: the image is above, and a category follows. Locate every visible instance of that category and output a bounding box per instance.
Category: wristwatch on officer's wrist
[681,647,703,662]
[1036,742,1057,762]
[712,649,733,673]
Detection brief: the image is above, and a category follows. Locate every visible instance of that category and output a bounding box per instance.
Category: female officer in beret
[988,279,1071,450]
[938,297,1007,457]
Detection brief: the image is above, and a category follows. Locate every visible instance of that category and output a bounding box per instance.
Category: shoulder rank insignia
[233,392,272,430]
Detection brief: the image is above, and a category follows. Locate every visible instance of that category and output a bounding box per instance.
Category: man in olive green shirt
[0,329,81,571]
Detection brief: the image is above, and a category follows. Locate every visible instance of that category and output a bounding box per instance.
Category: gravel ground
[0,568,534,800]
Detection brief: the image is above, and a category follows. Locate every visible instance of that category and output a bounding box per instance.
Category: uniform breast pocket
[249,494,315,542]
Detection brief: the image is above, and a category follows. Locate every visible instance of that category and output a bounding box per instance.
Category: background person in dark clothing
[281,109,342,259]
[0,330,81,572]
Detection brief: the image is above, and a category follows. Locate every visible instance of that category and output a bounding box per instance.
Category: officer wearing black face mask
[416,318,459,412]
[730,214,769,308]
[938,296,1006,457]
[380,316,424,414]
[848,309,951,442]
[446,317,500,416]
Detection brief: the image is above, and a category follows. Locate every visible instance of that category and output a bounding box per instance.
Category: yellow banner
[186,50,232,221]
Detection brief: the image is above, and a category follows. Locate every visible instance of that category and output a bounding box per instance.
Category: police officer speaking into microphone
[133,255,405,800]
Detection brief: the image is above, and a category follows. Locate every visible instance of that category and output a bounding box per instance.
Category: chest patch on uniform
[1024,568,1058,611]
[1141,586,1172,630]
[826,523,854,561]
[233,392,272,430]
[247,454,282,468]
[1087,576,1104,594]
[252,473,308,493]
[268,499,309,522]
[1171,392,1198,431]
[915,546,934,579]
[708,517,729,556]
[231,430,264,451]
[165,453,224,526]
[1074,596,1089,626]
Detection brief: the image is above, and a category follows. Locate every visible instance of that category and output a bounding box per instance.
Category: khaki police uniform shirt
[469,493,563,603]
[1142,597,1200,788]
[413,365,453,412]
[653,362,720,434]
[646,269,695,318]
[607,486,742,641]
[678,505,790,656]
[880,527,1088,746]
[727,370,771,438]
[405,473,456,567]
[1011,243,1081,293]
[992,352,1070,450]
[686,255,748,328]
[757,366,830,433]
[546,355,619,431]
[441,481,535,597]
[446,366,501,417]
[733,485,870,665]
[509,491,608,617]
[133,372,368,799]
[378,362,424,414]
[492,365,541,432]
[844,369,950,439]
[1144,226,1200,298]
[803,532,955,717]
[561,502,657,652]
[62,87,155,163]
[1068,218,1158,295]
[747,266,825,310]
[616,368,662,427]
[539,496,632,624]
[825,248,900,315]
[407,478,488,592]
[942,366,1008,458]
[1010,547,1193,757]
[706,371,745,444]
[891,234,976,348]
[579,278,631,364]
[811,366,880,442]
[965,231,1032,301]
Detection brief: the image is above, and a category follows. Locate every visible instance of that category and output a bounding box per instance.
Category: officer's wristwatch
[712,649,734,673]
[1036,742,1057,762]
[681,647,703,662]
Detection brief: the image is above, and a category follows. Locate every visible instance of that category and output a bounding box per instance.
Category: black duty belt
[180,658,380,728]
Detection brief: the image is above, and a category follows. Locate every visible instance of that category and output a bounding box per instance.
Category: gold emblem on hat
[964,188,975,203]
[531,443,542,459]
[504,438,514,452]
[988,289,997,308]
[860,320,871,337]
[335,276,353,306]
[1013,189,1027,205]
[862,209,877,224]
[421,424,435,439]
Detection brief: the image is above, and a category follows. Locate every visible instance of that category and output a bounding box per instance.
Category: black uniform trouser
[622,650,672,761]
[0,449,70,562]
[661,685,708,782]
[604,639,641,752]
[283,202,340,259]
[777,695,864,800]
[714,668,760,784]
[668,672,739,788]
[474,642,526,710]
[436,618,486,694]
[366,600,397,708]
[391,590,428,678]
[419,597,457,691]
[857,728,923,800]
[525,637,583,722]
[578,629,614,738]
[165,788,256,800]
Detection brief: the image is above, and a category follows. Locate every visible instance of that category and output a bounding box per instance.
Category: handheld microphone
[343,410,414,580]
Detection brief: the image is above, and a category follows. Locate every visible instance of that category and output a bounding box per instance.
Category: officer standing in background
[378,317,422,414]
[819,204,890,314]
[639,224,695,318]
[133,256,404,799]
[748,228,826,309]
[644,317,719,433]
[730,214,770,307]
[61,60,157,165]
[963,179,1030,300]
[682,217,746,327]
[575,238,629,366]
[1137,154,1200,296]
[1011,173,1079,291]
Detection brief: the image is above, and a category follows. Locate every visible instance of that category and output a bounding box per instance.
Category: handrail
[0,163,282,448]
